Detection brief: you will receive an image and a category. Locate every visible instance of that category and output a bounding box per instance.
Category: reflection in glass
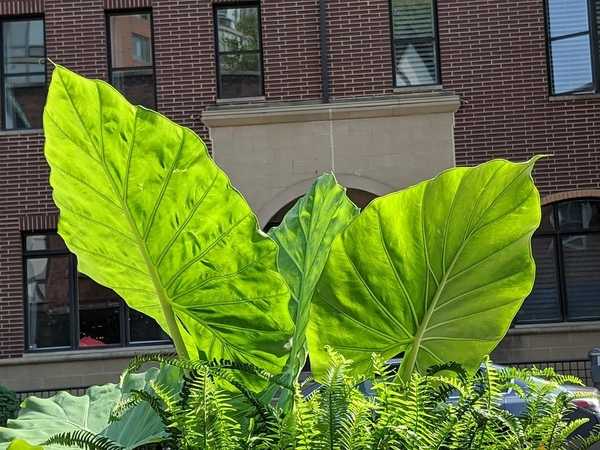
[216,6,262,98]
[539,205,555,232]
[4,74,46,129]
[391,0,438,87]
[2,19,46,129]
[394,41,436,87]
[3,20,44,74]
[392,0,434,39]
[217,7,259,52]
[112,69,155,108]
[27,256,71,349]
[557,200,600,231]
[550,36,593,94]
[26,233,68,252]
[562,234,600,320]
[547,0,594,94]
[516,237,562,323]
[129,309,169,343]
[78,274,121,347]
[110,14,153,68]
[219,53,261,98]
[548,0,589,38]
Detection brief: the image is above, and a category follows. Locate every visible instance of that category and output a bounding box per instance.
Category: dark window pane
[219,53,262,98]
[547,0,589,38]
[515,237,562,323]
[112,69,156,109]
[4,74,46,129]
[391,0,434,39]
[25,233,67,252]
[217,7,259,52]
[557,200,600,231]
[539,205,555,232]
[550,35,593,94]
[129,310,169,343]
[562,234,600,320]
[394,41,437,87]
[26,256,71,349]
[3,20,44,75]
[78,274,121,347]
[110,14,153,68]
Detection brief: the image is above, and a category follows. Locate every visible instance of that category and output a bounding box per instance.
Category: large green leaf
[268,173,359,388]
[307,158,541,380]
[0,369,169,450]
[43,65,293,372]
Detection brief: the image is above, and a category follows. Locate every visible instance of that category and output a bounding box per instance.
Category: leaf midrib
[401,162,533,378]
[55,70,189,359]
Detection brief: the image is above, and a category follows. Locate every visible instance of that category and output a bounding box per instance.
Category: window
[1,18,46,130]
[24,232,169,351]
[108,12,155,109]
[515,199,600,324]
[546,0,600,95]
[214,3,263,99]
[390,0,440,88]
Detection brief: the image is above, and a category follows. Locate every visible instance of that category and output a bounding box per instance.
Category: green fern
[43,353,600,450]
[44,430,123,450]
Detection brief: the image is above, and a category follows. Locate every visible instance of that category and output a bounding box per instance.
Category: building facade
[0,0,598,391]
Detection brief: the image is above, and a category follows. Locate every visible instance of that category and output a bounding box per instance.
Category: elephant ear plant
[0,65,544,449]
[42,65,293,372]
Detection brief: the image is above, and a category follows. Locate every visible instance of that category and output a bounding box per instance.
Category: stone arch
[541,189,600,206]
[258,173,394,228]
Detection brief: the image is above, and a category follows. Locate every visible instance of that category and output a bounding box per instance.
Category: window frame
[388,0,442,89]
[0,14,47,131]
[544,0,600,96]
[516,199,600,325]
[22,231,170,353]
[213,1,265,99]
[106,9,157,109]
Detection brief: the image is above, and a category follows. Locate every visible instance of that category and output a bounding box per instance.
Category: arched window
[515,199,600,324]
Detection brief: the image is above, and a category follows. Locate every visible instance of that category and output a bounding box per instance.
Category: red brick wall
[262,0,322,101]
[327,0,394,99]
[153,1,215,138]
[438,0,600,195]
[0,132,49,357]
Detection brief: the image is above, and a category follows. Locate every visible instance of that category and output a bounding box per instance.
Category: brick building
[0,0,599,391]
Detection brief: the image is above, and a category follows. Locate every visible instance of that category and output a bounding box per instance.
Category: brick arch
[541,190,600,206]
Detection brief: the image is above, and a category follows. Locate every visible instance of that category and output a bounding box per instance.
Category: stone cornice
[202,93,461,127]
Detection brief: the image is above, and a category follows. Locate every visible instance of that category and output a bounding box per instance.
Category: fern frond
[44,430,123,450]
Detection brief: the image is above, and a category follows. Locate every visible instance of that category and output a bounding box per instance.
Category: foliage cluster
[35,353,600,450]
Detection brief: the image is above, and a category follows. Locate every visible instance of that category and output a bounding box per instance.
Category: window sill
[0,128,43,136]
[216,96,266,105]
[393,84,443,94]
[0,343,174,367]
[509,321,600,336]
[548,93,600,101]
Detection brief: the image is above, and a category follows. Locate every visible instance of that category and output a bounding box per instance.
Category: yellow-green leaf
[307,158,542,380]
[43,65,293,372]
